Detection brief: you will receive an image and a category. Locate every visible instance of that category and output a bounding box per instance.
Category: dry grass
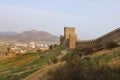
[44,46,120,80]
[0,45,65,80]
[23,62,65,80]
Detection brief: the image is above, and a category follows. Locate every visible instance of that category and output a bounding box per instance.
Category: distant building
[15,43,28,48]
[29,42,36,48]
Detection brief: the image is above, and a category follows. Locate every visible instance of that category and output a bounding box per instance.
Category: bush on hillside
[54,44,58,48]
[79,48,94,55]
[49,45,54,50]
[47,61,120,80]
[61,50,79,62]
[94,45,104,51]
[51,57,58,64]
[103,41,118,49]
[46,51,120,80]
[49,44,58,50]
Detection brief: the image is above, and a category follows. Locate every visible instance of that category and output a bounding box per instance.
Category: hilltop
[0,30,59,43]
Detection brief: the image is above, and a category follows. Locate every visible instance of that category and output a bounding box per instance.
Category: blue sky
[0,0,120,40]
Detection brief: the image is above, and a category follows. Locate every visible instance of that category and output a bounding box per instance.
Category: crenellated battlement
[60,27,120,50]
[76,27,120,49]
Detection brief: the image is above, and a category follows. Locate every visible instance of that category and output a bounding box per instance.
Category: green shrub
[46,50,120,80]
[49,45,54,50]
[47,59,120,80]
[48,57,58,64]
[94,45,104,51]
[103,41,118,49]
[54,44,58,48]
[61,50,79,62]
[79,48,94,55]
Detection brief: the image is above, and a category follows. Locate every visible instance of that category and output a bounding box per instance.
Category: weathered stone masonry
[60,27,120,50]
[60,27,77,49]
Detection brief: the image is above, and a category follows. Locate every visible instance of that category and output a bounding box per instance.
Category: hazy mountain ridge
[0,31,19,35]
[0,30,59,42]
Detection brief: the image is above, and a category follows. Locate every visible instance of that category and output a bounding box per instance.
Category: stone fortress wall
[60,27,120,50]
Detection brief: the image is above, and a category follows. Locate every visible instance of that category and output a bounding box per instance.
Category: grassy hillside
[44,47,120,80]
[0,46,65,80]
[0,46,120,80]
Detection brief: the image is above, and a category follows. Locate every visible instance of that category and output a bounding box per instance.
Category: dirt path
[57,50,67,61]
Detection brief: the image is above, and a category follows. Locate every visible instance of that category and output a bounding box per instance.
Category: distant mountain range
[0,31,19,35]
[0,30,59,43]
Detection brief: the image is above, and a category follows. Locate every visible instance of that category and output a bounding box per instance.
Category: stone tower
[64,27,75,40]
[64,27,77,49]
